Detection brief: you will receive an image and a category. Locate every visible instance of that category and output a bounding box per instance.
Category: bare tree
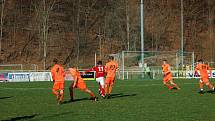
[146,0,172,51]
[34,0,56,69]
[0,0,5,54]
[208,0,215,62]
[76,0,81,67]
[126,0,130,51]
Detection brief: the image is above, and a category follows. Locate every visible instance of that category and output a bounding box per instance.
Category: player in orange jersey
[105,56,120,99]
[51,58,65,105]
[68,68,97,102]
[162,60,180,90]
[195,59,214,94]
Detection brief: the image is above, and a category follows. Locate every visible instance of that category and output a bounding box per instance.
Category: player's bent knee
[205,82,210,86]
[105,83,110,87]
[52,89,58,95]
[59,90,64,95]
[110,83,114,87]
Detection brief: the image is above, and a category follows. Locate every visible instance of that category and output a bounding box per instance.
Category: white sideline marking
[0,82,198,90]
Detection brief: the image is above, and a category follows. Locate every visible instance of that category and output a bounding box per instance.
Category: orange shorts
[53,82,64,91]
[105,77,115,85]
[75,82,87,90]
[200,78,209,84]
[163,72,173,83]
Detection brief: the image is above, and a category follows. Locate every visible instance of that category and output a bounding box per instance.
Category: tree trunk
[126,0,130,51]
[76,0,81,67]
[43,0,47,70]
[0,0,5,54]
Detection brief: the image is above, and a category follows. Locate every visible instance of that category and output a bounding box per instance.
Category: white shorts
[96,77,105,86]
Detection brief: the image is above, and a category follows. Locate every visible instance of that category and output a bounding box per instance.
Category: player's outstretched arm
[85,67,94,73]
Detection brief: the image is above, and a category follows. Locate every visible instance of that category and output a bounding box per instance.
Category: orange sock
[173,83,180,89]
[165,84,173,90]
[90,92,95,97]
[199,83,204,90]
[105,85,108,94]
[109,85,113,94]
[208,84,214,90]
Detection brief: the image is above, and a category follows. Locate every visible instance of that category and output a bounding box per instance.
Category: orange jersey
[162,63,172,82]
[206,64,212,74]
[195,63,211,79]
[105,60,119,78]
[105,77,115,85]
[51,64,65,82]
[162,64,171,74]
[53,82,64,91]
[69,68,84,83]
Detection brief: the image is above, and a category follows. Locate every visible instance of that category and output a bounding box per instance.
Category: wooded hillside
[0,0,215,69]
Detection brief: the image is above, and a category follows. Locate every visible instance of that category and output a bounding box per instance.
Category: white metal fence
[114,51,195,80]
[0,64,38,72]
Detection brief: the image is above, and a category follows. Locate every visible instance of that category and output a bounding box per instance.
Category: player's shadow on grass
[2,114,38,121]
[206,90,215,94]
[110,93,137,99]
[41,111,73,119]
[0,96,13,100]
[62,97,89,104]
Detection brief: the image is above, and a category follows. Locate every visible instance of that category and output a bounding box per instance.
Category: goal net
[114,51,195,80]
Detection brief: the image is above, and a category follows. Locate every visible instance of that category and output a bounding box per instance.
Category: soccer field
[1,79,215,121]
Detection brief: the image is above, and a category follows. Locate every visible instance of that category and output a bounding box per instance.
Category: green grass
[1,79,215,121]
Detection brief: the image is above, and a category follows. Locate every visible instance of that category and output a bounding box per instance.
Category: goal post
[114,51,195,80]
